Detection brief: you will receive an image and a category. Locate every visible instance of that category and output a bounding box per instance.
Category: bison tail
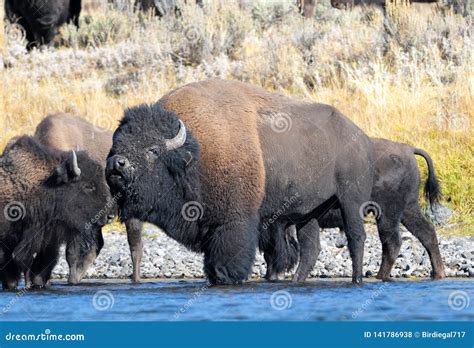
[413,148,441,205]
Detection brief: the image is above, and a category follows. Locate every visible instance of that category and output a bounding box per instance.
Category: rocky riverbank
[52,224,474,280]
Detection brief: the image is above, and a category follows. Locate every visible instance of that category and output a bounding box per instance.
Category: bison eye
[83,184,96,192]
[147,146,161,157]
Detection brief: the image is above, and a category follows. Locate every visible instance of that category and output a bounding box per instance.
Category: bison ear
[52,151,82,184]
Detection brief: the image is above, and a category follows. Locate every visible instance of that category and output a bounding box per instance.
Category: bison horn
[165,120,187,151]
[71,150,82,177]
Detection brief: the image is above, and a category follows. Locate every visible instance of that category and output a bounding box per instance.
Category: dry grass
[1,1,472,234]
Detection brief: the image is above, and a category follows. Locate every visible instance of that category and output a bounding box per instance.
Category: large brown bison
[5,0,81,48]
[0,135,111,289]
[263,138,445,281]
[34,113,144,283]
[106,79,374,285]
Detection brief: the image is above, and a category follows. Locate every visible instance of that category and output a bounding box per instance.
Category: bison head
[105,104,201,244]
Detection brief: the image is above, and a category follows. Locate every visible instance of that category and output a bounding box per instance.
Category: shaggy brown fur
[160,80,267,217]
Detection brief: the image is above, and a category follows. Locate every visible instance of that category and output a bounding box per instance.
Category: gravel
[51,224,473,280]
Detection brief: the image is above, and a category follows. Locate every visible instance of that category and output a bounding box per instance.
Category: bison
[0,135,111,289]
[112,0,202,17]
[106,79,374,285]
[263,138,445,281]
[5,0,81,49]
[330,0,438,10]
[34,113,144,282]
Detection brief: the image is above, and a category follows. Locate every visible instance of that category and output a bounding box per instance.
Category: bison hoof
[2,281,18,291]
[352,276,363,285]
[376,273,391,281]
[431,271,445,280]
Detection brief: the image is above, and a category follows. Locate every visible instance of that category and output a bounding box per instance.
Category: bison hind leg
[203,216,259,285]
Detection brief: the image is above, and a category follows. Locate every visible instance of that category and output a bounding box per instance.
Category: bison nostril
[111,155,129,172]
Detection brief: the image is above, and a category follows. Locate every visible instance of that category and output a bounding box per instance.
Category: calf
[35,113,144,282]
[0,136,111,289]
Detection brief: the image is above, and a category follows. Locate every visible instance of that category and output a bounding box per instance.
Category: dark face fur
[46,151,112,231]
[106,103,200,235]
[66,227,104,284]
[45,151,112,281]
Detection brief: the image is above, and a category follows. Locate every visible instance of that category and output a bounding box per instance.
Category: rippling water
[0,279,472,321]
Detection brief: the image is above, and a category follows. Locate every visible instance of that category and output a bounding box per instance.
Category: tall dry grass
[1,1,472,233]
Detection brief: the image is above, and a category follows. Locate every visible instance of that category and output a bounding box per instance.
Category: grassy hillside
[1,1,472,234]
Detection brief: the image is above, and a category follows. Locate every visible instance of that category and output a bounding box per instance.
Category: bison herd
[6,0,458,50]
[0,79,445,289]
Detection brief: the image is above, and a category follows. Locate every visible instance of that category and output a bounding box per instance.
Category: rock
[461,250,474,261]
[50,226,471,280]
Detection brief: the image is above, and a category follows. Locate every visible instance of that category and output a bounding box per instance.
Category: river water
[0,279,472,321]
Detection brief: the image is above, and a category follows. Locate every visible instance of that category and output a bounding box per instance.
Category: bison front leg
[1,259,21,290]
[340,202,367,284]
[28,242,60,288]
[125,219,143,282]
[203,217,258,285]
[293,219,321,282]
